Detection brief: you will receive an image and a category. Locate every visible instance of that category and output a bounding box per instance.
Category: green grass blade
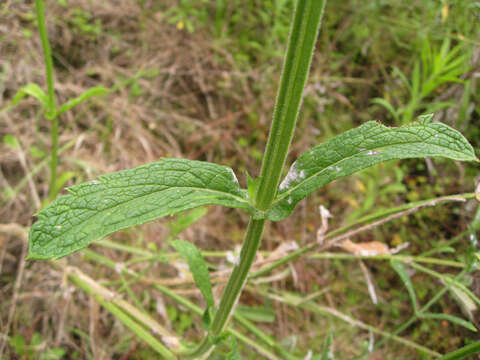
[56,85,110,116]
[10,83,48,108]
[319,329,334,360]
[171,239,215,311]
[421,313,477,332]
[390,259,419,314]
[437,341,480,360]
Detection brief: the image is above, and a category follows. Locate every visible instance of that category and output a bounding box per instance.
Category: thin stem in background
[35,0,58,199]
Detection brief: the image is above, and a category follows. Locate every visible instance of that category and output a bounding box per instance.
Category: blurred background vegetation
[0,0,479,358]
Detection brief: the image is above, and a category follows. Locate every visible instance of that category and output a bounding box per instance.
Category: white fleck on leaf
[279,161,300,190]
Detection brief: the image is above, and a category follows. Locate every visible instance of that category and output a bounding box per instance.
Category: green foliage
[9,333,66,360]
[10,83,48,108]
[56,85,110,116]
[226,337,242,360]
[319,329,334,360]
[373,37,471,123]
[23,0,480,358]
[164,0,209,33]
[437,341,480,360]
[69,8,103,37]
[171,240,215,327]
[168,207,208,238]
[3,134,20,149]
[28,159,250,259]
[268,119,477,221]
[391,259,419,313]
[235,306,275,323]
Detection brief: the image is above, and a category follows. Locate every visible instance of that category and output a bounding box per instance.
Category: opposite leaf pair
[28,117,477,260]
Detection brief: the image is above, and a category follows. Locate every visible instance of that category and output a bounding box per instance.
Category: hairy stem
[35,0,58,199]
[256,0,326,210]
[183,1,326,358]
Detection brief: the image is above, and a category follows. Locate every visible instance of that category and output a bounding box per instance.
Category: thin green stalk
[256,0,326,210]
[155,284,282,360]
[182,1,326,358]
[35,0,58,199]
[183,218,266,358]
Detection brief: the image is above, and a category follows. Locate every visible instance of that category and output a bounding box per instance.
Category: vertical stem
[210,218,265,335]
[35,0,58,199]
[256,0,326,210]
[182,1,327,358]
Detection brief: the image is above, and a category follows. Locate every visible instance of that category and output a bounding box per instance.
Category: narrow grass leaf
[28,159,252,259]
[56,85,110,116]
[437,341,480,360]
[390,259,419,313]
[226,337,242,360]
[169,207,208,237]
[320,329,334,360]
[371,98,399,121]
[171,240,214,319]
[268,120,478,221]
[235,306,275,323]
[11,83,48,108]
[421,312,477,332]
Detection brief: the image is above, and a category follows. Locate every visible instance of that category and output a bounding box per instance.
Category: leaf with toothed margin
[28,158,252,260]
[267,119,478,221]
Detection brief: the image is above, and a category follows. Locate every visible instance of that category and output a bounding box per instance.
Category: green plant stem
[35,0,58,199]
[183,218,265,359]
[155,284,281,360]
[256,0,326,210]
[437,341,480,360]
[182,2,326,358]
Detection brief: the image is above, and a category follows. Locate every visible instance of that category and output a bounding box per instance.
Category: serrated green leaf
[171,239,214,309]
[56,85,110,116]
[268,120,477,221]
[28,158,252,259]
[11,83,48,108]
